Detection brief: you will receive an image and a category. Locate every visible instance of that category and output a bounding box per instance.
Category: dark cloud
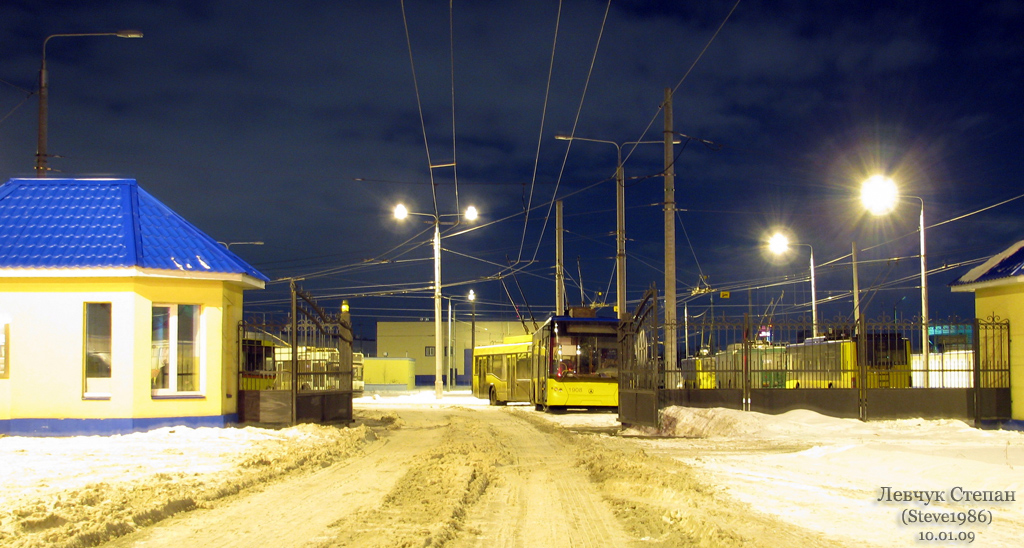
[1,0,1022,333]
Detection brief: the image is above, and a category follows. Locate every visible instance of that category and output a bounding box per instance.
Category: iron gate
[238,282,354,425]
[619,286,661,427]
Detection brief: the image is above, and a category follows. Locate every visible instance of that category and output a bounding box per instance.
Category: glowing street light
[769,232,817,337]
[861,174,899,215]
[37,30,143,177]
[861,174,930,383]
[394,203,478,399]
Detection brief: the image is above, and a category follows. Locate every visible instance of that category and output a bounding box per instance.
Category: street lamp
[768,232,817,337]
[394,203,478,399]
[555,134,668,321]
[37,30,143,177]
[861,174,930,383]
[218,241,264,250]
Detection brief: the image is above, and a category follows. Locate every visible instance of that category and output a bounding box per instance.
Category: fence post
[290,280,298,425]
[972,317,982,428]
[743,313,751,412]
[858,312,867,421]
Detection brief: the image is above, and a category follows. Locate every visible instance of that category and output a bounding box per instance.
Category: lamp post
[395,203,478,399]
[768,233,818,337]
[37,30,143,177]
[468,289,476,355]
[861,174,929,384]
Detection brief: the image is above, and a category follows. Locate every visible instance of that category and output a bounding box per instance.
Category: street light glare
[394,203,408,220]
[768,233,790,255]
[464,206,478,221]
[468,289,475,301]
[862,175,898,215]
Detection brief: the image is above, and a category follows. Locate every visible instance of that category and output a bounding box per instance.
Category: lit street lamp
[394,203,478,399]
[37,30,143,177]
[555,134,670,321]
[769,233,817,337]
[861,174,930,383]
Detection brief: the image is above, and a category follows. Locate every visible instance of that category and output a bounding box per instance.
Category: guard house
[951,239,1024,425]
[0,178,268,436]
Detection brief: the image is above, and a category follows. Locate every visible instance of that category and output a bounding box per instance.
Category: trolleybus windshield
[551,332,618,379]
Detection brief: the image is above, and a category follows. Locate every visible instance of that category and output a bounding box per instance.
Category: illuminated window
[151,304,201,394]
[84,303,111,397]
[0,323,8,379]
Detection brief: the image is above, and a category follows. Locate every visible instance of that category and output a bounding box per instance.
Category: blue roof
[951,239,1024,287]
[0,178,268,282]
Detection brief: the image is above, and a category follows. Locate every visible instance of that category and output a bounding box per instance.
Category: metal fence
[662,314,1010,423]
[238,284,354,424]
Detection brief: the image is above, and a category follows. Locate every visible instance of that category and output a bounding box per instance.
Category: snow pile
[0,423,369,548]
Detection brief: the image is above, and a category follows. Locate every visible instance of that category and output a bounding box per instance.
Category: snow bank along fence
[237,283,354,425]
[662,314,1010,424]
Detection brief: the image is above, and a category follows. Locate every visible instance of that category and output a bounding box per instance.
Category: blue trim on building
[979,419,1024,431]
[0,414,238,437]
[413,374,470,387]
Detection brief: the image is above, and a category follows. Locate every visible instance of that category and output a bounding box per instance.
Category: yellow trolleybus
[531,315,620,410]
[472,334,533,405]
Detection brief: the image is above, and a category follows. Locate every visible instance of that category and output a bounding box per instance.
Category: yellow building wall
[376,321,523,379]
[0,275,247,424]
[973,285,1024,420]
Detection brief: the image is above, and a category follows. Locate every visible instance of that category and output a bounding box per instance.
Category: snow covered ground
[2,390,1023,547]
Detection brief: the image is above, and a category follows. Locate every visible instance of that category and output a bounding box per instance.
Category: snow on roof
[951,239,1024,287]
[0,178,268,282]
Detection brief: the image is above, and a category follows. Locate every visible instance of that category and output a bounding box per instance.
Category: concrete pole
[615,163,626,320]
[663,88,677,370]
[920,201,930,388]
[852,241,860,327]
[808,246,818,337]
[434,223,444,399]
[447,297,453,391]
[556,200,565,315]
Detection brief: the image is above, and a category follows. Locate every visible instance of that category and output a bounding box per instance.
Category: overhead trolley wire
[526,0,613,270]
[517,0,564,266]
[400,0,440,218]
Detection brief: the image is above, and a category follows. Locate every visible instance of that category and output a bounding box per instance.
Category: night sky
[2,1,1023,339]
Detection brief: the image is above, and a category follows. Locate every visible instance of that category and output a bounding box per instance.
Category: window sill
[151,392,205,400]
[83,392,111,400]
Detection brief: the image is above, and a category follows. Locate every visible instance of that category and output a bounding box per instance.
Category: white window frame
[83,302,112,400]
[151,304,205,397]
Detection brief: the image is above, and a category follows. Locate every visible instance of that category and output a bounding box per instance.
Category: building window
[151,304,201,394]
[425,346,436,357]
[0,323,9,379]
[84,303,112,397]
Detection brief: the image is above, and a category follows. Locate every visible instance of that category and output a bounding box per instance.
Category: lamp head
[394,203,408,220]
[116,30,144,38]
[862,175,898,215]
[468,289,476,301]
[464,206,478,221]
[768,233,790,255]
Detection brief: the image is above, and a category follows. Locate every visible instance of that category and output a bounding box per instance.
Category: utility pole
[852,241,860,329]
[663,88,677,370]
[556,200,565,315]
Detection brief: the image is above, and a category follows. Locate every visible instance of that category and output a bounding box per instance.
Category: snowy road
[6,396,1022,547]
[85,404,841,548]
